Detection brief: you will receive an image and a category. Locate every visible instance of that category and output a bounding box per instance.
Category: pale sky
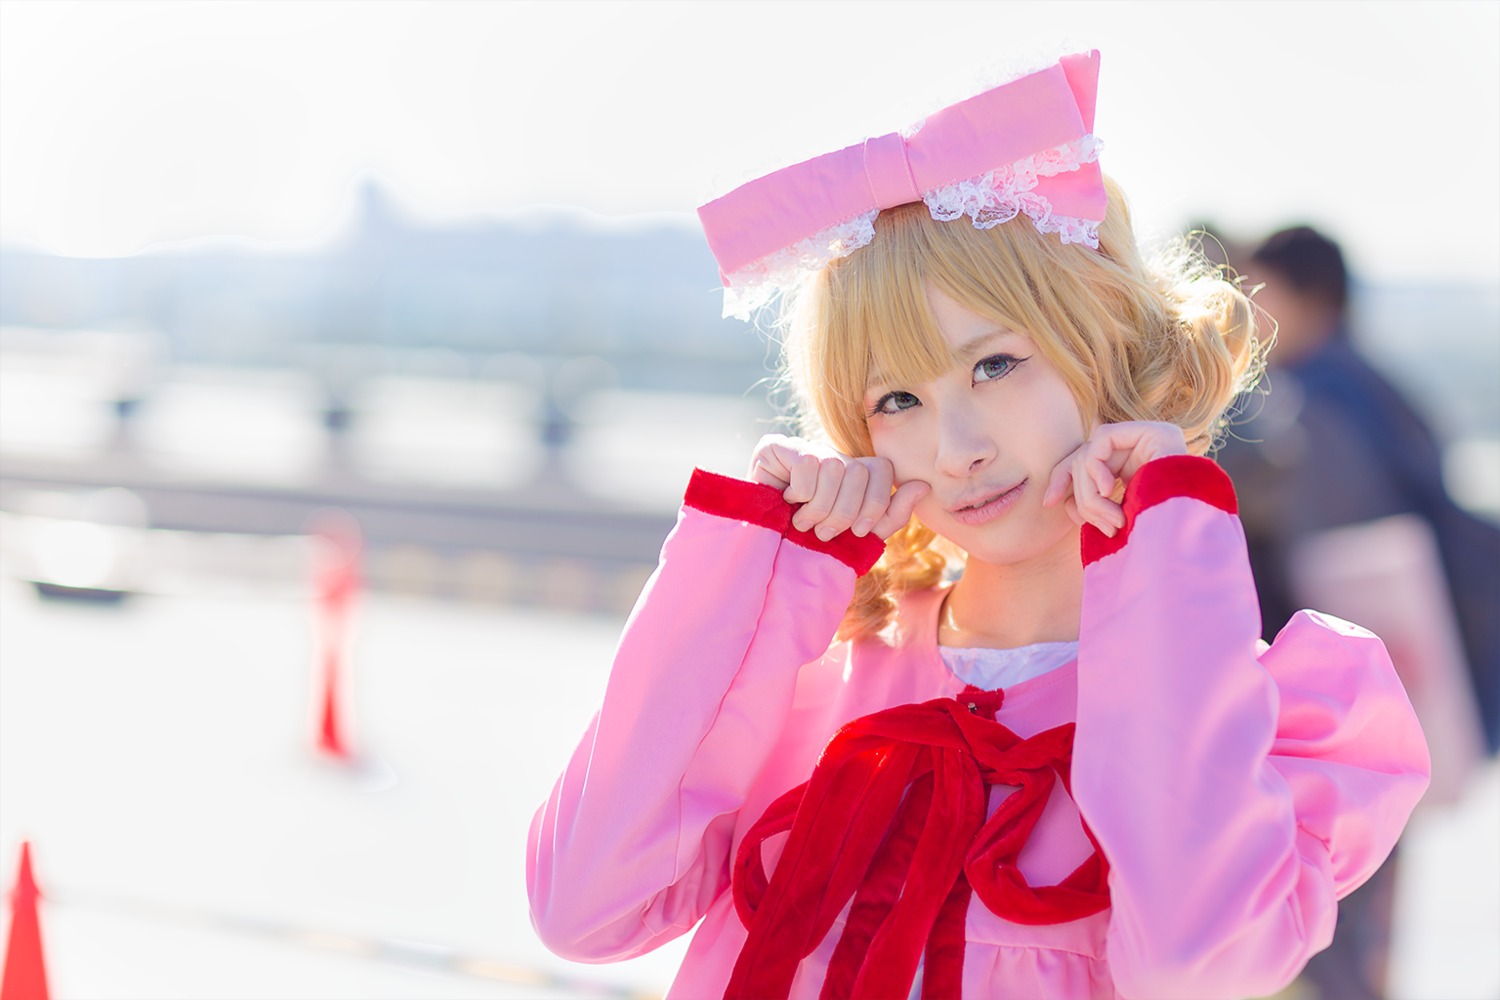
[2,0,1497,284]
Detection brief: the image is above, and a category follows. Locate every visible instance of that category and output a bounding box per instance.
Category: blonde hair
[778,177,1264,640]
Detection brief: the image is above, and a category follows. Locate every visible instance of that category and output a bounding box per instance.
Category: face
[1251,266,1336,364]
[864,286,1087,567]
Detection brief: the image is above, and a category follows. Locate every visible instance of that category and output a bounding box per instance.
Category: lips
[948,479,1027,526]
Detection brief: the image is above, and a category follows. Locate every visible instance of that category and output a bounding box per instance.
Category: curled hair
[778,176,1264,640]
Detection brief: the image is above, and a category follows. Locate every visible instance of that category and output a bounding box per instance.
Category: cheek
[1031,382,1088,455]
[871,432,935,490]
[866,423,913,473]
[1061,406,1088,454]
[912,490,949,530]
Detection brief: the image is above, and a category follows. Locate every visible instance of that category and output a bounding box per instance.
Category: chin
[947,517,1080,569]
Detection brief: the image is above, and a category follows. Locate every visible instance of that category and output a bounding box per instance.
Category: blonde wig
[778,176,1264,640]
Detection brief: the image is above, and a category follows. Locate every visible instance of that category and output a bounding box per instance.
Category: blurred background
[0,1,1496,998]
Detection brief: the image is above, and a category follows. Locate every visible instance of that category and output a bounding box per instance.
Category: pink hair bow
[698,51,1107,319]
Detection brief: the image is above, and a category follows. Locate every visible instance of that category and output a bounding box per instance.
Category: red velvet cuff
[1080,455,1238,566]
[683,468,887,575]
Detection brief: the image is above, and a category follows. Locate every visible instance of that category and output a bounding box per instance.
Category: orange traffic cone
[1,842,49,1000]
[317,643,348,759]
[310,510,361,761]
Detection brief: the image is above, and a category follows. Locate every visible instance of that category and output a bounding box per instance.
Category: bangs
[823,206,969,397]
[845,261,951,395]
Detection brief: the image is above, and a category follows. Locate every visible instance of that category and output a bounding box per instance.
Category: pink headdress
[698,51,1107,320]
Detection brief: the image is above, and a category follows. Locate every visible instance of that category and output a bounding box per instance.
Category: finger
[753,467,791,490]
[1120,423,1188,482]
[1062,497,1084,528]
[1086,421,1189,490]
[784,453,821,505]
[851,460,895,536]
[1043,452,1079,507]
[1088,450,1127,530]
[814,460,870,541]
[1072,480,1123,535]
[872,479,931,539]
[749,441,793,489]
[1069,452,1123,535]
[1090,498,1125,535]
[792,457,846,533]
[1080,428,1135,487]
[1088,455,1120,503]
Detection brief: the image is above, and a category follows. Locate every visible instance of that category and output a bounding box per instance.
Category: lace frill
[719,134,1103,321]
[722,210,879,321]
[923,134,1103,244]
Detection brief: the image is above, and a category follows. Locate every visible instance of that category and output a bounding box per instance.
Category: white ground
[1,569,1496,999]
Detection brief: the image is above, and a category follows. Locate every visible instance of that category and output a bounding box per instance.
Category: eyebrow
[951,329,1013,361]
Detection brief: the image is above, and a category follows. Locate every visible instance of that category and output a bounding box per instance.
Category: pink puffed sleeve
[1070,456,1430,1000]
[527,469,883,963]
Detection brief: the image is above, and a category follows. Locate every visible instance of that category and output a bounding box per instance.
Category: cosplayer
[527,52,1429,999]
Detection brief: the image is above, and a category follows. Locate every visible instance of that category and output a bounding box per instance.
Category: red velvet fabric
[726,688,1110,999]
[1081,455,1238,566]
[683,469,887,575]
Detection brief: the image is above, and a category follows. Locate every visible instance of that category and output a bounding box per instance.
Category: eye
[973,353,1025,384]
[869,390,921,416]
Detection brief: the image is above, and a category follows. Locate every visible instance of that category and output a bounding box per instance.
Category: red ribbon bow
[726,688,1110,999]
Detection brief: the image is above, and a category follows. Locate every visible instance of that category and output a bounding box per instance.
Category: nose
[934,400,995,478]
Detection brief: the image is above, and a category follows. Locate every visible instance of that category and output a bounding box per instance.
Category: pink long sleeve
[527,469,883,963]
[1071,456,1430,999]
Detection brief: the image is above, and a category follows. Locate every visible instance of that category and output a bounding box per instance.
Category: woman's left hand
[1042,421,1188,537]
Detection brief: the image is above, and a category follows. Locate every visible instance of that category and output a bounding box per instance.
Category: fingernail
[852,518,874,536]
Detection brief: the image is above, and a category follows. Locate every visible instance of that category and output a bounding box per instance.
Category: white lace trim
[923,134,1102,242]
[722,209,879,320]
[720,134,1103,321]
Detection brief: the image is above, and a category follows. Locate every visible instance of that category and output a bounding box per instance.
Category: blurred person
[527,54,1429,998]
[1217,224,1498,999]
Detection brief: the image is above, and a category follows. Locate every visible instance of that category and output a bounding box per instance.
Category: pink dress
[527,456,1430,998]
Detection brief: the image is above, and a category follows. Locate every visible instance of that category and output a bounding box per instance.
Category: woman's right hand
[748,434,930,542]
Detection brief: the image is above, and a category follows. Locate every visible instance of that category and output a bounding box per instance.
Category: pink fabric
[696,51,1106,282]
[527,460,1430,998]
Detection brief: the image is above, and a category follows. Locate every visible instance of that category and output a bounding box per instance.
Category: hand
[1042,422,1188,537]
[749,434,931,541]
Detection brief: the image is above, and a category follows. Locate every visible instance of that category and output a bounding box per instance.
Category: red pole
[310,510,361,761]
[1,842,49,1000]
